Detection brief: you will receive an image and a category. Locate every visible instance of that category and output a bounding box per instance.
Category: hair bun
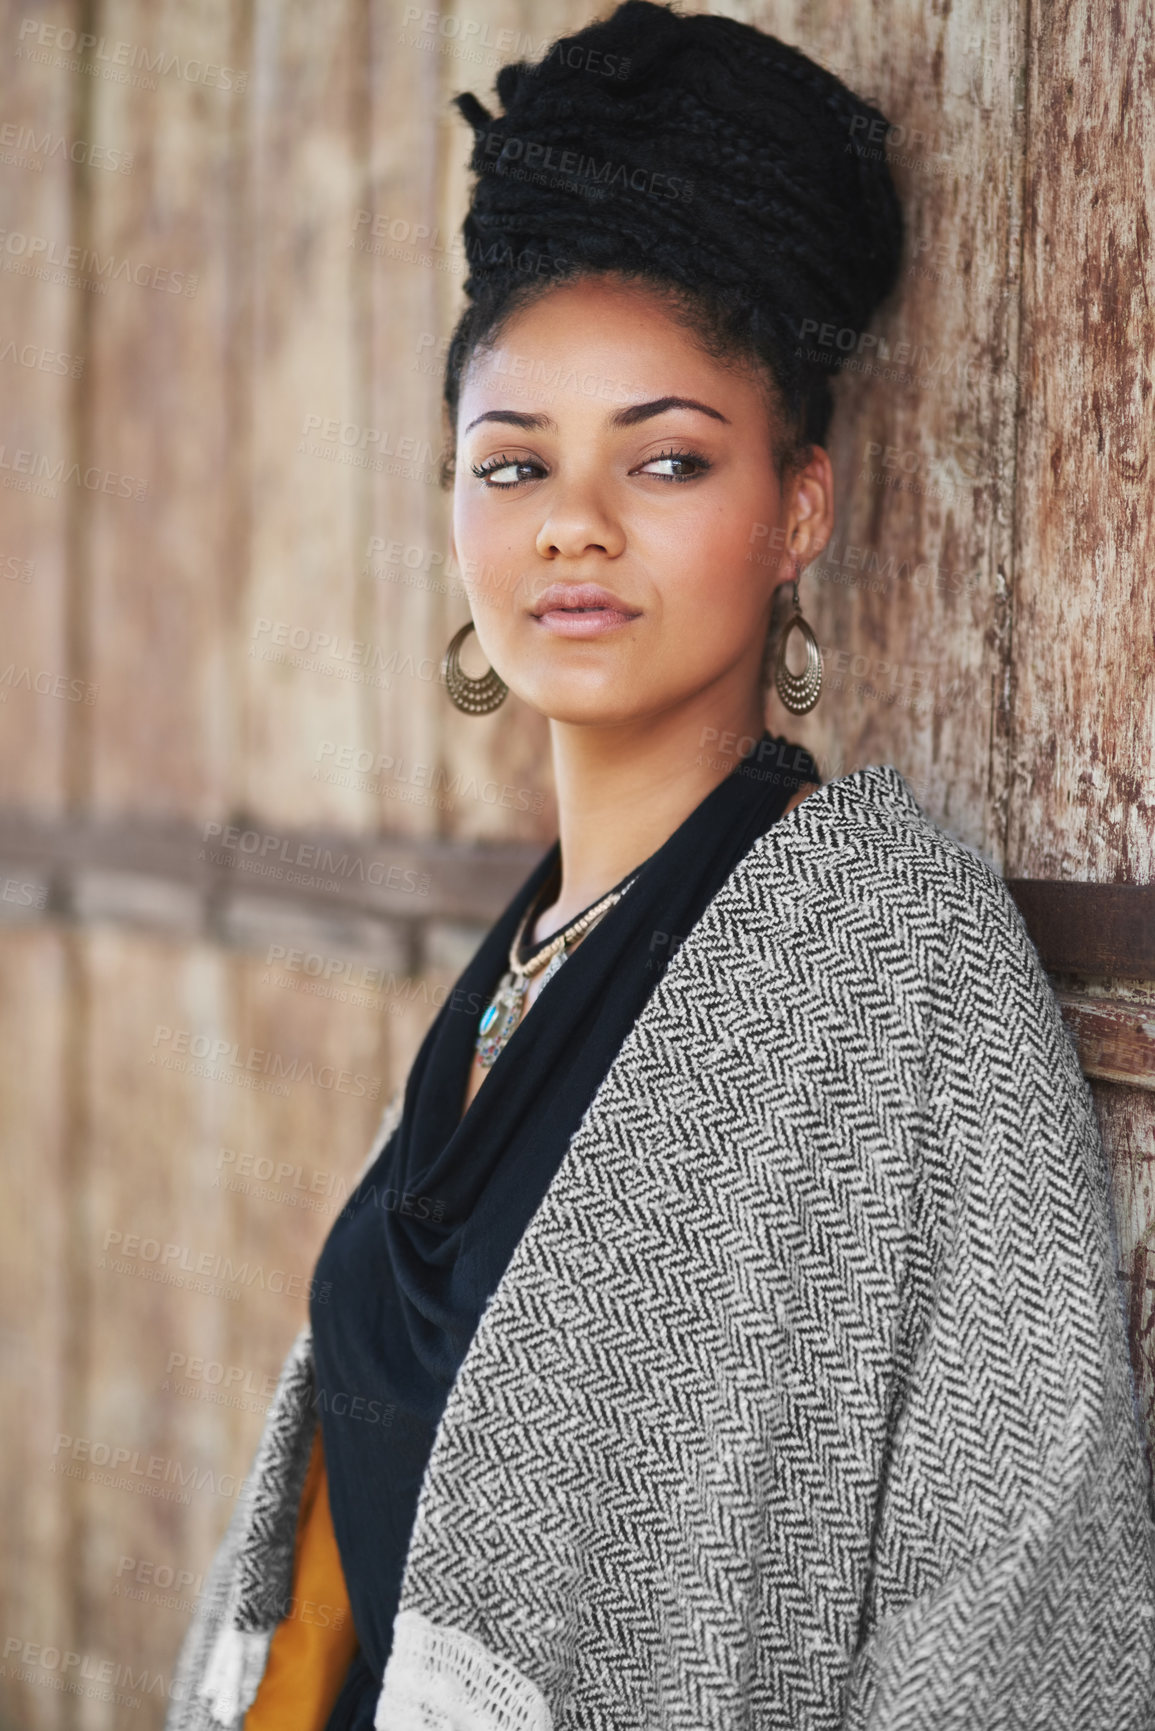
[450,0,904,427]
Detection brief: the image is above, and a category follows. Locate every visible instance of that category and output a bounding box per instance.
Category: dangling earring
[774,563,823,714]
[442,619,508,715]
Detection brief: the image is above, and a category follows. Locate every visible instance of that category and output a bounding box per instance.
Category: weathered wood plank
[1007,880,1155,977]
[358,0,454,844]
[1094,1081,1155,1457]
[241,0,369,831]
[0,6,82,1718]
[0,929,70,1729]
[78,929,239,1726]
[83,0,241,823]
[213,940,402,1407]
[1009,0,1155,882]
[755,0,1025,867]
[73,920,420,1726]
[0,0,80,819]
[1056,990,1155,1091]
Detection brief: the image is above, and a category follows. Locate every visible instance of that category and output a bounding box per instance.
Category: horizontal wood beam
[2,810,1153,1086]
[1004,881,1155,979]
[1054,992,1155,1094]
[0,807,540,928]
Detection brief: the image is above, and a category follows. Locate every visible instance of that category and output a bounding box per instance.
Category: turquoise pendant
[476,969,529,1069]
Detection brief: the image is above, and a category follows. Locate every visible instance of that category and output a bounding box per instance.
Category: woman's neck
[531,698,774,945]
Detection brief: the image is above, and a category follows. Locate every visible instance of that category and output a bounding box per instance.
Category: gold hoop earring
[442,619,509,715]
[774,571,823,714]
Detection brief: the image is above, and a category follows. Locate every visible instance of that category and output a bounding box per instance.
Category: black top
[311,731,820,1729]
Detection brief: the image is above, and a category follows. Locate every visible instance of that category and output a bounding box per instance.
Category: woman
[168,4,1155,1728]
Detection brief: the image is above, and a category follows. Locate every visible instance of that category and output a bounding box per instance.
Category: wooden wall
[1,0,1152,1724]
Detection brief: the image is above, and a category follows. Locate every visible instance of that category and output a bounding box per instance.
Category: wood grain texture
[1094,1081,1155,1452]
[1056,990,1155,1091]
[241,0,369,830]
[73,925,411,1726]
[78,931,240,1722]
[753,0,1025,866]
[0,930,70,1729]
[1008,0,1155,882]
[360,0,451,845]
[84,0,240,822]
[1006,880,1155,976]
[0,0,79,820]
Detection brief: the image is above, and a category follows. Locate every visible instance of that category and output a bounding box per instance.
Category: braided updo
[441,0,904,485]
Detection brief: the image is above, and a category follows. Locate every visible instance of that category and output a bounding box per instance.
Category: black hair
[440,0,904,488]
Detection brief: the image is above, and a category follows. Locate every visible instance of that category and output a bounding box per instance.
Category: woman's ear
[785,444,835,572]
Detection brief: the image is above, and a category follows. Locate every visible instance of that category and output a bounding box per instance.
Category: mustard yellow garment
[244,1429,359,1730]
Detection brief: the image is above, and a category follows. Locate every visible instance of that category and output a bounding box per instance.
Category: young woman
[169,5,1155,1728]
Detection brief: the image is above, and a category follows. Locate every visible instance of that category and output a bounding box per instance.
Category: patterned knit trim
[233,1323,317,1630]
[201,1625,275,1725]
[377,1609,554,1729]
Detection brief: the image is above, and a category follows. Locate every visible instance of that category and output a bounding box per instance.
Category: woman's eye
[637,449,712,483]
[468,448,711,488]
[469,455,543,488]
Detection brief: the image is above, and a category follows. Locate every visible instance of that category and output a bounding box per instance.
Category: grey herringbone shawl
[167,764,1155,1730]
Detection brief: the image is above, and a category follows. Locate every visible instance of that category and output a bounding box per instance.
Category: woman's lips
[532,607,640,637]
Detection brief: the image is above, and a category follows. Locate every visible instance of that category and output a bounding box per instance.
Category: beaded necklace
[475,856,641,1069]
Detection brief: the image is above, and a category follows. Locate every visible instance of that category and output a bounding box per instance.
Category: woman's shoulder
[740,762,1042,987]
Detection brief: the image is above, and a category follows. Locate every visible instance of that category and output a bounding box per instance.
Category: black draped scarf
[310,730,820,1728]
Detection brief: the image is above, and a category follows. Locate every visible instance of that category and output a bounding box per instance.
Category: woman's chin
[514,676,655,728]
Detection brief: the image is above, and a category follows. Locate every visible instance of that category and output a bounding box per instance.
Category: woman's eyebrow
[463,396,731,435]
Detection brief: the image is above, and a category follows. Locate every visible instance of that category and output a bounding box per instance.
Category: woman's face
[451,275,833,727]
